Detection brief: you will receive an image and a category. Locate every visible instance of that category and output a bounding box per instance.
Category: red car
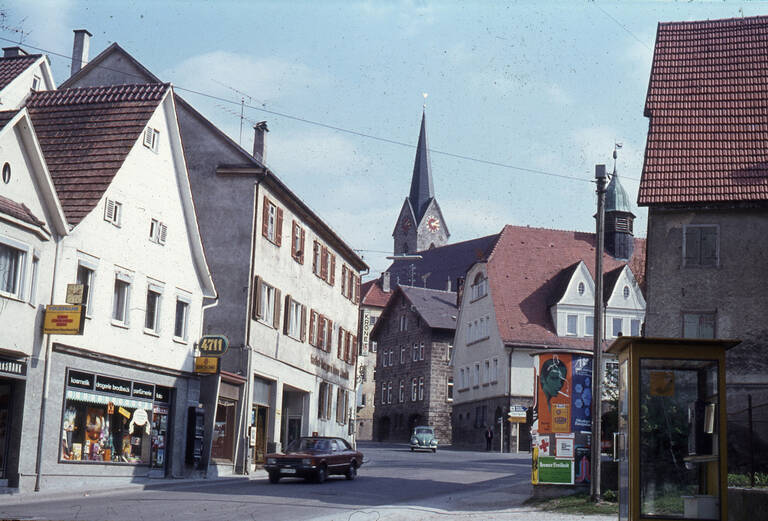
[265,436,363,483]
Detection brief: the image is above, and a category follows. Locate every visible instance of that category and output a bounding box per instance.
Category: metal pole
[591,164,607,502]
[749,394,755,487]
[500,416,504,454]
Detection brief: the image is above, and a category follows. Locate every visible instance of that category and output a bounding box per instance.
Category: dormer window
[470,273,488,301]
[31,75,41,91]
[104,198,122,227]
[143,127,159,152]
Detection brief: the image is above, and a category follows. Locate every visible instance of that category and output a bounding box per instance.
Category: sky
[4,0,766,279]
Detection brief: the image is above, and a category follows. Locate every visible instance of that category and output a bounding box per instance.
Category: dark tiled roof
[488,225,645,349]
[0,109,18,128]
[546,262,580,306]
[385,233,500,292]
[0,194,45,228]
[400,286,458,330]
[26,84,169,224]
[360,279,393,308]
[0,54,41,91]
[603,266,625,303]
[640,16,768,205]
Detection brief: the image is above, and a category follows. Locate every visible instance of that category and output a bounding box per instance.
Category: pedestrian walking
[485,425,493,451]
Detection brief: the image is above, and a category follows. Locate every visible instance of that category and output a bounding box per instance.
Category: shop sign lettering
[361,311,371,348]
[0,357,26,377]
[67,370,94,390]
[309,355,350,381]
[132,382,155,399]
[198,335,229,357]
[95,375,132,396]
[154,386,171,403]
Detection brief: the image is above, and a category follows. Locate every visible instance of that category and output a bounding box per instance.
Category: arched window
[470,272,488,300]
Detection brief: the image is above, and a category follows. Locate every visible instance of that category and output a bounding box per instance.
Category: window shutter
[355,275,361,304]
[105,198,115,222]
[338,327,344,358]
[330,255,336,285]
[684,227,700,266]
[352,337,358,365]
[317,315,325,349]
[313,242,319,274]
[158,223,168,245]
[252,276,261,320]
[309,311,317,346]
[321,247,328,279]
[326,319,333,352]
[291,222,297,257]
[341,265,347,295]
[701,227,718,267]
[299,229,306,264]
[273,288,282,329]
[300,305,307,342]
[143,127,154,148]
[275,207,283,246]
[283,294,291,335]
[261,196,270,239]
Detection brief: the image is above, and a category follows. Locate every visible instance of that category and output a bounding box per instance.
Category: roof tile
[0,54,41,91]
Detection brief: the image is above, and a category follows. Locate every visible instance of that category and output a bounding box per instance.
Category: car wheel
[268,472,280,484]
[410,447,414,452]
[315,464,327,484]
[346,461,357,480]
[432,448,437,453]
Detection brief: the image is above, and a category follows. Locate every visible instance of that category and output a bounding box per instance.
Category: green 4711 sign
[198,335,229,357]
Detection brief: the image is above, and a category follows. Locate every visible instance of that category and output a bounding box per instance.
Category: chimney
[253,121,269,163]
[456,276,465,307]
[381,271,391,293]
[2,47,28,58]
[446,277,452,292]
[70,29,92,77]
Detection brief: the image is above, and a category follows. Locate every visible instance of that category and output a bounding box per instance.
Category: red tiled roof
[360,279,393,308]
[640,16,768,205]
[0,194,45,228]
[26,84,169,224]
[0,54,41,91]
[488,225,645,349]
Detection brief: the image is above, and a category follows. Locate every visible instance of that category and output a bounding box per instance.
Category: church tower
[392,109,450,255]
[604,148,635,260]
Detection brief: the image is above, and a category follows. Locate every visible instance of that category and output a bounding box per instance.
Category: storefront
[211,379,240,462]
[59,369,171,469]
[0,356,26,485]
[250,376,273,465]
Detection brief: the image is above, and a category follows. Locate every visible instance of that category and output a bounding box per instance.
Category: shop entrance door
[286,417,301,448]
[0,382,11,480]
[251,406,268,464]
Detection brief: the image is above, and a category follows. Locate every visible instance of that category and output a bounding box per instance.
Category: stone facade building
[371,286,456,443]
[638,16,768,472]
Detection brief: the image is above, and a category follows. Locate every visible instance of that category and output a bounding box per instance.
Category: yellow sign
[551,403,571,433]
[650,371,675,397]
[195,356,219,374]
[118,406,131,419]
[199,335,229,357]
[43,305,83,334]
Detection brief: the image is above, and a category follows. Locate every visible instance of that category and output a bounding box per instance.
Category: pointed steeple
[408,109,434,222]
[604,145,636,260]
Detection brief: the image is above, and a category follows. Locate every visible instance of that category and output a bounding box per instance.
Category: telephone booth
[608,337,738,521]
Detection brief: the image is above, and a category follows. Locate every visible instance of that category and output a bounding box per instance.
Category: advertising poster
[571,355,592,432]
[555,433,575,459]
[537,354,573,434]
[535,434,551,456]
[537,456,574,485]
[574,445,591,483]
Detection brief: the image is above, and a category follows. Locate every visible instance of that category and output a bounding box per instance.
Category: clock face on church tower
[426,215,440,232]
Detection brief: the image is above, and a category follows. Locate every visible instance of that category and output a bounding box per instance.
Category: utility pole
[591,163,607,502]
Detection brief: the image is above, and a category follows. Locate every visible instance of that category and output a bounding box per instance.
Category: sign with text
[537,456,574,485]
[508,405,527,422]
[43,305,83,334]
[195,356,219,374]
[198,335,229,357]
[536,354,573,434]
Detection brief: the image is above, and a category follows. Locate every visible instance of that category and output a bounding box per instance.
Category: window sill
[143,329,160,338]
[469,294,488,304]
[0,292,24,302]
[110,320,130,329]
[172,336,188,345]
[262,234,280,247]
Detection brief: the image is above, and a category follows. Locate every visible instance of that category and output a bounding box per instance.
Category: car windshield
[286,438,331,452]
[415,428,433,435]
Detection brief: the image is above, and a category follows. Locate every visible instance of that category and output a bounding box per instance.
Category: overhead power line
[0,35,641,184]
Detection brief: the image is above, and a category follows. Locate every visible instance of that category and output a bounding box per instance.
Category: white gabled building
[22,82,215,492]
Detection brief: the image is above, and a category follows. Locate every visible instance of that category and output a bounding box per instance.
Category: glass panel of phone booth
[639,359,719,520]
[617,360,629,521]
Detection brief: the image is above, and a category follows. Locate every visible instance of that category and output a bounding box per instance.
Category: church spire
[408,109,434,222]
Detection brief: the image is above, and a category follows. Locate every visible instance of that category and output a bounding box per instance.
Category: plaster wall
[1,59,54,109]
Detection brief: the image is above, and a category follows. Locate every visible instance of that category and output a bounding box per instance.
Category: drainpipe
[34,233,63,492]
[506,344,514,453]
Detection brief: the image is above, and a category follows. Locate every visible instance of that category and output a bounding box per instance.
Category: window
[683,225,718,268]
[578,282,585,295]
[631,319,641,337]
[253,277,282,330]
[585,315,594,337]
[399,380,405,403]
[149,219,167,245]
[388,347,394,367]
[336,388,349,424]
[370,341,377,353]
[411,378,418,401]
[309,310,319,346]
[467,315,491,343]
[32,75,41,91]
[473,363,480,387]
[418,377,424,400]
[261,196,283,246]
[0,240,26,299]
[419,342,425,360]
[76,264,94,316]
[142,126,159,152]
[260,282,276,325]
[104,198,122,227]
[683,313,715,339]
[566,314,578,336]
[144,287,161,333]
[612,317,623,337]
[381,349,388,368]
[400,345,406,364]
[174,297,189,341]
[447,344,454,365]
[112,274,131,325]
[291,221,305,264]
[474,405,488,428]
[623,285,630,299]
[319,382,332,419]
[459,368,466,389]
[492,358,499,383]
[470,272,488,300]
[386,382,392,405]
[399,315,408,332]
[447,377,454,401]
[412,343,418,362]
[285,297,306,340]
[483,360,490,384]
[380,383,386,405]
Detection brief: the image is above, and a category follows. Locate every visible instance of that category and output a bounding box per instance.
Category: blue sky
[6,1,765,278]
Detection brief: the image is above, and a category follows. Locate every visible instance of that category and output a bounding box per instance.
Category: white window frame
[612,317,623,337]
[111,271,132,326]
[32,75,41,91]
[387,381,392,405]
[287,298,302,339]
[173,294,191,342]
[492,358,499,383]
[631,318,641,337]
[566,314,578,336]
[418,376,424,401]
[585,315,594,337]
[381,383,386,405]
[483,359,490,384]
[149,218,168,245]
[447,377,454,402]
[266,202,276,243]
[411,378,418,401]
[76,260,97,318]
[400,345,406,364]
[0,235,28,300]
[399,380,405,403]
[144,282,163,335]
[28,252,39,306]
[143,126,160,152]
[259,282,276,325]
[104,198,122,227]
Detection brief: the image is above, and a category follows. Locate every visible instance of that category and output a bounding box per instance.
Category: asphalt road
[0,443,535,521]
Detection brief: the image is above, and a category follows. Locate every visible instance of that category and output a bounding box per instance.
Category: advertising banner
[537,456,574,485]
[571,355,592,432]
[537,354,573,434]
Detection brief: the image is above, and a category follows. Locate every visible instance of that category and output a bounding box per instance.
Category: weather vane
[423,92,428,110]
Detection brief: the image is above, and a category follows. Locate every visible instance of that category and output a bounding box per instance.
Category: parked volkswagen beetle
[410,426,438,452]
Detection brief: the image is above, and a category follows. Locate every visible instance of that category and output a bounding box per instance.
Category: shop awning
[65,389,152,410]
